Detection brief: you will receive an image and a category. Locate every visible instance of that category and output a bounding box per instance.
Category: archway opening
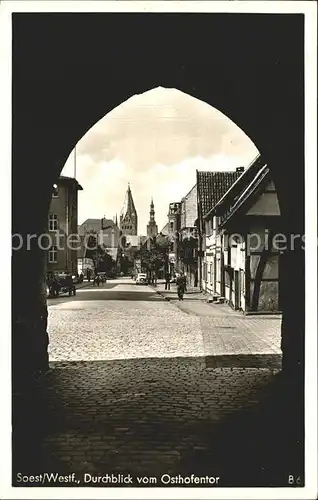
[45,86,282,367]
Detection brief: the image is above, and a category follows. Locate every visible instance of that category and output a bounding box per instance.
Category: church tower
[147,197,158,238]
[120,183,138,235]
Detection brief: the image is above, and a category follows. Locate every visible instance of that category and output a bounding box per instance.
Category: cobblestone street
[13,279,303,487]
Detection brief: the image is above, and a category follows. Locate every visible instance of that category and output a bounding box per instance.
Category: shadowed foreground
[12,357,303,488]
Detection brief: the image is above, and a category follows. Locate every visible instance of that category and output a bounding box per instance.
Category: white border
[0,1,317,499]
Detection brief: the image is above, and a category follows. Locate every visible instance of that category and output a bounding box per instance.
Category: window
[170,221,174,230]
[49,213,58,231]
[170,242,174,252]
[48,246,58,263]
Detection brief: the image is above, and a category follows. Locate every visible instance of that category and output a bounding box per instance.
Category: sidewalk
[150,282,282,369]
[152,281,203,300]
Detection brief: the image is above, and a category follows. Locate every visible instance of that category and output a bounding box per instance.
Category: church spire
[147,197,158,238]
[149,197,155,222]
[120,183,138,235]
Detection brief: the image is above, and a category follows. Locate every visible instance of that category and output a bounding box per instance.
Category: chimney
[236,166,244,173]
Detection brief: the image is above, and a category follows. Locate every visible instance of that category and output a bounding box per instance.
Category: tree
[97,250,116,274]
[84,233,115,273]
[139,234,170,274]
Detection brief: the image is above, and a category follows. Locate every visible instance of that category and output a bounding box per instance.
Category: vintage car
[135,273,148,285]
[47,274,76,297]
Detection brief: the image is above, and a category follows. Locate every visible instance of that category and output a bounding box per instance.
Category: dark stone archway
[12,13,304,390]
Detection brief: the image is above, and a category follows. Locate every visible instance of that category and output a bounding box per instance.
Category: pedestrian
[66,273,76,296]
[153,272,157,287]
[51,274,60,297]
[165,271,171,290]
[176,271,187,301]
[194,270,198,288]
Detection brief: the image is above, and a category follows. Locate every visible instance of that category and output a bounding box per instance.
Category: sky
[62,87,259,234]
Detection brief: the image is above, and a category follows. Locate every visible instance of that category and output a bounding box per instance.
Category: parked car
[58,275,76,296]
[135,273,148,285]
[47,274,76,297]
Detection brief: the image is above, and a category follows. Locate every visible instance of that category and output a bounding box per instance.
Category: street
[13,279,303,487]
[48,278,281,367]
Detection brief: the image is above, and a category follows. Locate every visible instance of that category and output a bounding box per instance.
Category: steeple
[120,183,138,235]
[149,197,155,223]
[147,197,158,238]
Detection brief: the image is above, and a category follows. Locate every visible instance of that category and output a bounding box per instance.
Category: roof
[218,158,272,227]
[120,184,137,218]
[197,170,241,218]
[78,220,100,236]
[159,222,170,236]
[139,235,148,245]
[58,175,83,190]
[207,154,266,219]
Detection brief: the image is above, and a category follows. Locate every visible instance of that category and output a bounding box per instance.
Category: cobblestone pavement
[47,279,204,362]
[152,282,282,369]
[13,279,303,487]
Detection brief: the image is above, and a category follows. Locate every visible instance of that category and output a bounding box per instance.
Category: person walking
[66,273,76,296]
[176,271,187,301]
[165,271,171,290]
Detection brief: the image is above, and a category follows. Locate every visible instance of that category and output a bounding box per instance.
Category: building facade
[197,170,242,290]
[167,202,181,275]
[178,184,198,286]
[204,155,281,313]
[78,217,121,275]
[120,183,138,235]
[47,176,83,275]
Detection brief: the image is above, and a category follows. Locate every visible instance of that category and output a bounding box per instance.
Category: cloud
[62,87,258,233]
